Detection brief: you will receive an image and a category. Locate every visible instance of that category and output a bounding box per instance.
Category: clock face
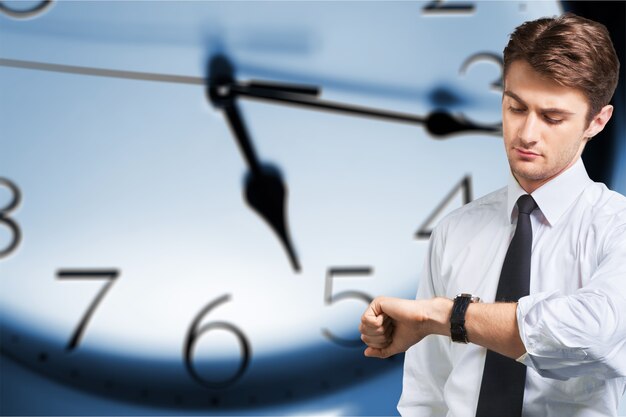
[0,0,561,411]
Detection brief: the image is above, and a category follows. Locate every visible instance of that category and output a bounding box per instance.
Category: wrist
[427,297,453,337]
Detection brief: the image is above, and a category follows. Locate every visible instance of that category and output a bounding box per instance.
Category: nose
[517,113,539,146]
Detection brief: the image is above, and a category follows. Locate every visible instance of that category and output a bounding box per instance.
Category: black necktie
[475,194,537,417]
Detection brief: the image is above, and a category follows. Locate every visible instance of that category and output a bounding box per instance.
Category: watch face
[0,0,562,412]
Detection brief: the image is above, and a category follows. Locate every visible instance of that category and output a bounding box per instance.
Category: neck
[515,156,583,194]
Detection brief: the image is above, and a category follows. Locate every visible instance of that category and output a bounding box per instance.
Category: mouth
[514,147,540,158]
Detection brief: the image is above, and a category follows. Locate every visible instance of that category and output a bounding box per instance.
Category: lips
[514,147,540,158]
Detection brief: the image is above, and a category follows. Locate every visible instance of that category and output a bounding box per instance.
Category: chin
[511,165,549,183]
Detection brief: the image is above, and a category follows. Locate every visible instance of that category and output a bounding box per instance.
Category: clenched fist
[359,296,452,358]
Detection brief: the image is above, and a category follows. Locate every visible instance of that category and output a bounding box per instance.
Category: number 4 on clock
[415,175,473,239]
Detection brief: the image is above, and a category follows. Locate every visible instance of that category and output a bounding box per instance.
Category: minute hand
[230,82,502,138]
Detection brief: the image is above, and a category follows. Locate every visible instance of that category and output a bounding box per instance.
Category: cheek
[544,128,584,160]
[501,114,517,146]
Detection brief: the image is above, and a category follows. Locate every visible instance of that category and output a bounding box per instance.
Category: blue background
[1,1,624,416]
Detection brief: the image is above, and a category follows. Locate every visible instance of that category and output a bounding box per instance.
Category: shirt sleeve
[516,224,626,380]
[398,225,452,417]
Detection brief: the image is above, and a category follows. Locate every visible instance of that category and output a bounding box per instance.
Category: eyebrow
[503,90,576,115]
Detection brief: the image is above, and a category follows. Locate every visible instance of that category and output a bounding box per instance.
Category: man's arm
[360,297,525,360]
[361,225,626,380]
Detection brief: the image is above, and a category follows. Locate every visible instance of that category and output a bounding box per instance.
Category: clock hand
[0,57,204,85]
[0,58,500,137]
[229,80,501,138]
[247,80,320,96]
[0,56,496,272]
[209,56,301,273]
[425,110,501,137]
[0,57,301,272]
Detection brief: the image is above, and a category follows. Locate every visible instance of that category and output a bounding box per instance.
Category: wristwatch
[451,293,481,343]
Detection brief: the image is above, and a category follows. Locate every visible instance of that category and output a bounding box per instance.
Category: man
[359,13,624,417]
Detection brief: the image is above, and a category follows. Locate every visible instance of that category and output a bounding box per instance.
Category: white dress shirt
[398,158,626,417]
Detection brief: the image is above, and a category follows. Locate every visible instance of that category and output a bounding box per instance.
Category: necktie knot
[517,194,537,215]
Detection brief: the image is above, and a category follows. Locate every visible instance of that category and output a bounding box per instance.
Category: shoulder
[582,182,626,225]
[581,183,626,250]
[433,186,507,241]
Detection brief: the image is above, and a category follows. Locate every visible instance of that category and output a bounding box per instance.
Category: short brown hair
[503,13,620,122]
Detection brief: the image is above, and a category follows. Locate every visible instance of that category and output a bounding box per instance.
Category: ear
[584,105,613,139]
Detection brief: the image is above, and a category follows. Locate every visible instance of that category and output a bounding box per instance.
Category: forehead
[504,60,588,113]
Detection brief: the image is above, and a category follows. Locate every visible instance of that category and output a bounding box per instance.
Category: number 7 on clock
[57,269,120,351]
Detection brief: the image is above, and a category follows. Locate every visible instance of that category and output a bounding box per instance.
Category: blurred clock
[0,0,565,412]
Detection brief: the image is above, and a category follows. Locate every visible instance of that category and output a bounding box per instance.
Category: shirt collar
[507,158,592,226]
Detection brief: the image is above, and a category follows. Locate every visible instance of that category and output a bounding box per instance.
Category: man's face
[502,60,593,193]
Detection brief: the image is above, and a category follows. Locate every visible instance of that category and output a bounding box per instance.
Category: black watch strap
[450,293,480,343]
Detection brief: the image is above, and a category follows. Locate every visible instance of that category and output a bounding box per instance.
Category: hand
[359,296,451,359]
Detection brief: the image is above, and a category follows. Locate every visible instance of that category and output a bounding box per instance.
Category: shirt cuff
[515,291,589,380]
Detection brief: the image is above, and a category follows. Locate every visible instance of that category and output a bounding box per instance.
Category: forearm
[466,302,526,358]
[362,297,526,360]
[428,298,525,359]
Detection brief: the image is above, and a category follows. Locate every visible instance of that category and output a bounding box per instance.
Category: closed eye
[543,114,564,125]
[508,106,526,114]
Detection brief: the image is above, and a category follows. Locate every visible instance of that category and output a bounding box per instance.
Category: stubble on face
[502,61,591,193]
[506,131,586,183]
